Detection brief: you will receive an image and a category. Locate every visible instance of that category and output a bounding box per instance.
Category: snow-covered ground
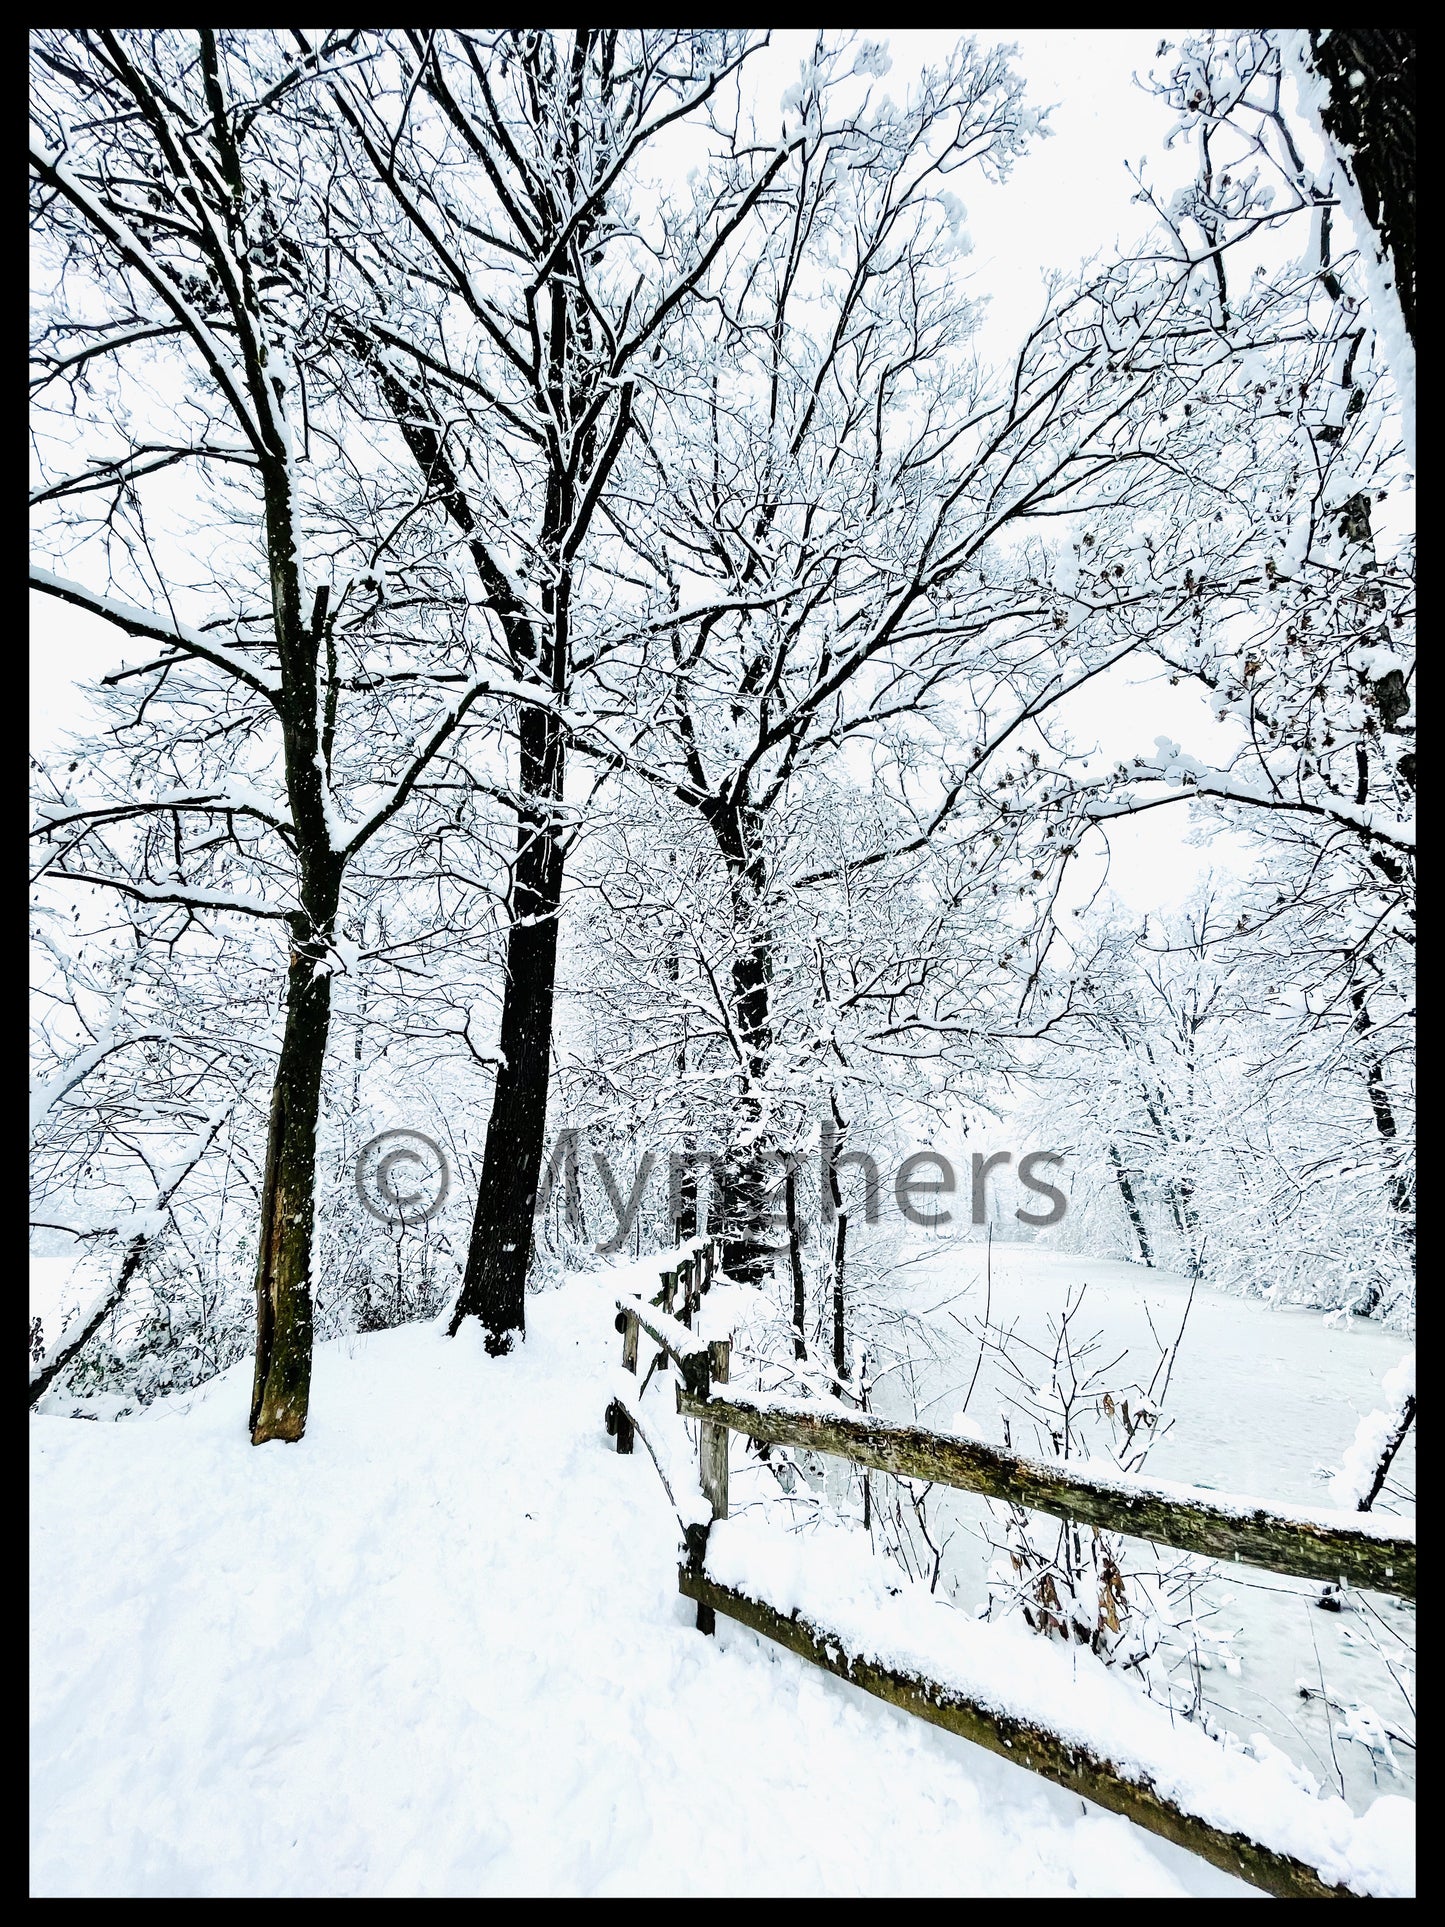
[30,1251,1413,1897]
[26,1266,1254,1897]
[867,1241,1416,1813]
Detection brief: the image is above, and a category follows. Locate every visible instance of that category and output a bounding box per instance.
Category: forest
[31,28,1414,1900]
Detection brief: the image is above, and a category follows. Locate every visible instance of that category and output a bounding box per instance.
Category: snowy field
[31,1253,1412,1897]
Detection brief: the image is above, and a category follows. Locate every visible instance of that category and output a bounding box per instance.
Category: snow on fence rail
[601,1236,1415,1896]
[679,1518,1411,1899]
[674,1386,1415,1601]
[671,1577,1381,1898]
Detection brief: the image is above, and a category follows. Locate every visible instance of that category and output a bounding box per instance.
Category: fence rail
[675,1386,1415,1599]
[676,1565,1354,1900]
[603,1237,1414,1897]
[605,1242,729,1611]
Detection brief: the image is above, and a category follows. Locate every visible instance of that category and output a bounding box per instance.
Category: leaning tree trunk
[30,1101,234,1411]
[1350,987,1414,1307]
[1305,29,1415,351]
[250,872,341,1444]
[1359,1394,1415,1511]
[450,704,565,1351]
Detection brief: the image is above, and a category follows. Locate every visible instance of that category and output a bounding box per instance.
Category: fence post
[606,1307,638,1454]
[696,1336,731,1634]
[679,1256,694,1329]
[657,1268,676,1369]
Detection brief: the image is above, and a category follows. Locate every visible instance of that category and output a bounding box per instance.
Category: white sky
[31,29,1246,915]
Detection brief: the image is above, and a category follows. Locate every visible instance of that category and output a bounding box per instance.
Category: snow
[62,872,289,920]
[35,1269,1280,1898]
[852,40,893,80]
[608,1372,712,1530]
[1355,643,1409,684]
[866,1243,1416,1816]
[716,1386,1414,1546]
[28,566,280,697]
[1282,33,1415,474]
[31,1102,237,1393]
[26,27,1417,1894]
[703,1514,1412,1894]
[1083,754,1416,854]
[29,1021,168,1137]
[617,1290,712,1370]
[1330,1350,1414,1510]
[313,747,348,853]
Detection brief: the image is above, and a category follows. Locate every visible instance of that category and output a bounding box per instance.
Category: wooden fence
[603,1237,1415,1898]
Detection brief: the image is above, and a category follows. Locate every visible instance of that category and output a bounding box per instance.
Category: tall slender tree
[315,29,838,1345]
[31,30,524,1436]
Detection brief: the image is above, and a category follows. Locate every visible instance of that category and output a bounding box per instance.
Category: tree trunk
[250,875,340,1443]
[1175,1178,1202,1280]
[667,948,698,1243]
[832,1213,849,1389]
[450,705,565,1351]
[1350,987,1414,1293]
[719,1130,774,1286]
[785,1158,808,1360]
[716,971,774,1285]
[1359,1394,1415,1511]
[1306,29,1415,351]
[820,1097,851,1388]
[1108,1143,1154,1266]
[704,798,775,1284]
[676,1161,699,1244]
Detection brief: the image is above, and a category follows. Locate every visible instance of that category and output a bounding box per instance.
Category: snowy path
[31,1272,1261,1897]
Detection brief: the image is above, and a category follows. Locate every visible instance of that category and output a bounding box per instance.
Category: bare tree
[589,40,1276,1282]
[31,30,525,1437]
[312,28,837,1348]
